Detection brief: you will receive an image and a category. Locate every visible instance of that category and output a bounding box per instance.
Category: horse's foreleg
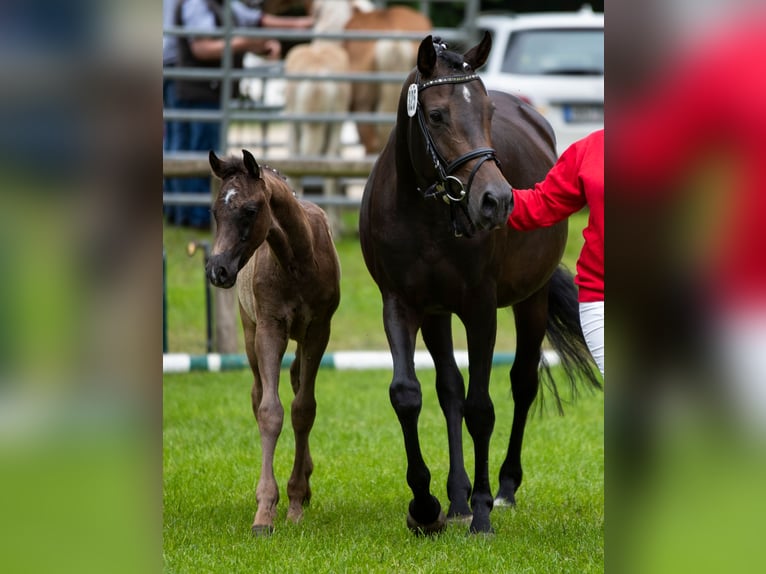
[286,322,329,524]
[384,296,445,535]
[462,302,498,534]
[242,309,263,418]
[496,289,548,507]
[421,314,472,521]
[250,324,289,536]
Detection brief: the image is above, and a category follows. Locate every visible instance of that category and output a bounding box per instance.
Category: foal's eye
[429,110,443,124]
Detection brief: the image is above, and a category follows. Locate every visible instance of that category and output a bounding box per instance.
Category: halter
[410,66,501,236]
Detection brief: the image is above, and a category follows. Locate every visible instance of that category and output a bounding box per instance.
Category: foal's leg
[286,321,330,524]
[495,288,548,507]
[460,301,498,534]
[242,314,263,418]
[250,322,289,536]
[421,314,472,521]
[383,296,446,535]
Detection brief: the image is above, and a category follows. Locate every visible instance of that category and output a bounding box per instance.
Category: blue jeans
[165,96,220,228]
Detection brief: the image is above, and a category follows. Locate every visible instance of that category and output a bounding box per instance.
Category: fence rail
[164,153,375,178]
[163,0,477,160]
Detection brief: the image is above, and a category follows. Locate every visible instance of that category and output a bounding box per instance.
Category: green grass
[162,209,588,354]
[163,368,603,573]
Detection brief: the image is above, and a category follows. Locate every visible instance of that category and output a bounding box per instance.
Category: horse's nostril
[481,192,499,215]
[217,266,228,282]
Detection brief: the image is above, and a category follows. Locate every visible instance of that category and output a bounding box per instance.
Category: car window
[502,28,604,76]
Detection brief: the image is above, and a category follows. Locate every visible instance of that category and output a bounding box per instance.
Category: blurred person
[168,0,313,228]
[609,3,766,572]
[611,7,766,428]
[507,129,604,378]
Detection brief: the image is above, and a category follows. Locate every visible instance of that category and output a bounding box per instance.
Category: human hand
[259,39,281,60]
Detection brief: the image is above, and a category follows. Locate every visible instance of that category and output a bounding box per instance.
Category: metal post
[220,0,233,153]
[187,240,214,353]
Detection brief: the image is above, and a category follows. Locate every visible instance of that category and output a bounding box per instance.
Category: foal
[207,149,341,535]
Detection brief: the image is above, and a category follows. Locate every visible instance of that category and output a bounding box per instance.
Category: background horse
[206,149,341,535]
[359,34,601,535]
[344,3,432,154]
[282,0,361,157]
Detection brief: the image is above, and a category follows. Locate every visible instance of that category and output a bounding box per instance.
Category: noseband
[409,70,501,236]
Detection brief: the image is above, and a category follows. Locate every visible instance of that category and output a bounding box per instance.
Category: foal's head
[405,33,513,233]
[206,149,273,289]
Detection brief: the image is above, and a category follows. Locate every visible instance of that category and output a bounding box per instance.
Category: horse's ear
[209,150,223,178]
[463,31,492,71]
[242,149,261,179]
[417,35,437,77]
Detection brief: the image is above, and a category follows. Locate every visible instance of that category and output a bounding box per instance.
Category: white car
[475,6,604,155]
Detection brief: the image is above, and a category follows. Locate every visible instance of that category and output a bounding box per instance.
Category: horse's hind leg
[286,322,329,524]
[421,314,472,521]
[495,288,548,507]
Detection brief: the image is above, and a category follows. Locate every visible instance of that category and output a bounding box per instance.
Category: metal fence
[163,0,480,207]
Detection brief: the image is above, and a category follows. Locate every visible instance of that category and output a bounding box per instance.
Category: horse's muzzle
[478,188,513,229]
[206,256,238,289]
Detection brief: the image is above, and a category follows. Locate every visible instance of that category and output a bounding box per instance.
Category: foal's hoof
[251,524,275,537]
[286,503,304,524]
[406,510,447,536]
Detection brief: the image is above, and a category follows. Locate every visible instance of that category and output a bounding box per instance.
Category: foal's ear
[242,149,261,179]
[417,35,437,77]
[463,31,492,71]
[209,150,223,178]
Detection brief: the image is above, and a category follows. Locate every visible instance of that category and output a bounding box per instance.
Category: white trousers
[579,301,604,378]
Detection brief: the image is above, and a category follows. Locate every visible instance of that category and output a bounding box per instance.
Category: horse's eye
[429,110,443,124]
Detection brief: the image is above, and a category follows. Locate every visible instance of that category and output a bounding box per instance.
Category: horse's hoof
[406,510,447,536]
[251,524,275,537]
[493,496,515,508]
[286,504,304,524]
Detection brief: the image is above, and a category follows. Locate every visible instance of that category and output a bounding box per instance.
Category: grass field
[164,368,603,573]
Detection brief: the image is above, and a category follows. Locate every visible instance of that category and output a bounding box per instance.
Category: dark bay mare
[359,34,601,535]
[207,149,341,535]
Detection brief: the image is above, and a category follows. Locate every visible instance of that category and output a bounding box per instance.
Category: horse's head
[206,149,272,289]
[404,32,512,236]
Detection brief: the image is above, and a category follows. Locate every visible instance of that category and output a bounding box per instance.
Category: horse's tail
[539,265,603,414]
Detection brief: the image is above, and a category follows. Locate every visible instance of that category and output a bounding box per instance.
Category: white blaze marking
[223,188,237,205]
[463,85,471,104]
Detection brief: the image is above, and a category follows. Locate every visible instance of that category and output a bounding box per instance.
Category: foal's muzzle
[206,255,238,289]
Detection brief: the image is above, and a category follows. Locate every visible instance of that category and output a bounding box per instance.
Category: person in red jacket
[507,128,604,377]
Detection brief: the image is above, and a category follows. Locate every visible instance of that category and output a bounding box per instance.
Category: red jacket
[507,129,604,303]
[612,17,766,310]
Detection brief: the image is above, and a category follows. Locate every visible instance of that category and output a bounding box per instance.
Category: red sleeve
[506,134,591,230]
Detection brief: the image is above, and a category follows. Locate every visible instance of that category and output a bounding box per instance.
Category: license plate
[563,104,604,123]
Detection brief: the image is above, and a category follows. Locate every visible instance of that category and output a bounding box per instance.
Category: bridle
[409,64,501,236]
